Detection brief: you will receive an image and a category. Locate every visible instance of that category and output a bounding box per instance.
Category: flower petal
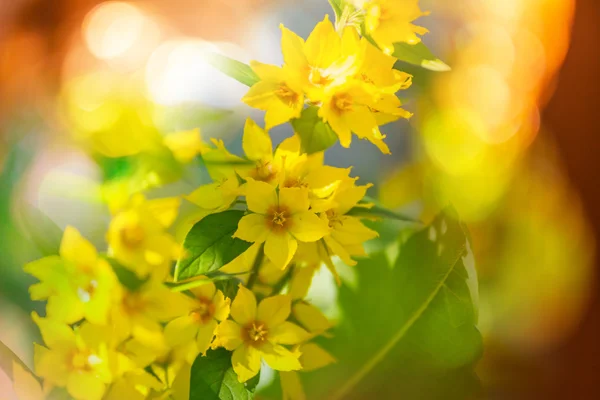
[280,371,306,400]
[234,213,269,243]
[67,371,106,400]
[232,345,261,383]
[245,179,278,214]
[214,320,243,351]
[190,281,216,301]
[243,118,273,162]
[259,342,302,372]
[231,285,257,326]
[293,302,332,334]
[59,226,97,266]
[269,322,310,345]
[257,295,291,329]
[265,233,298,269]
[288,212,329,242]
[299,343,336,372]
[212,290,231,322]
[164,316,198,347]
[279,187,310,215]
[196,319,218,355]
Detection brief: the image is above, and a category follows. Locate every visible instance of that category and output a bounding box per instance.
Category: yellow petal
[279,187,310,215]
[67,371,106,400]
[33,344,69,386]
[212,290,231,322]
[280,24,307,70]
[190,281,216,300]
[281,371,306,400]
[289,266,317,300]
[257,295,291,329]
[196,319,218,355]
[164,316,198,347]
[232,345,261,383]
[59,226,97,266]
[163,128,206,163]
[231,285,257,326]
[245,179,277,214]
[293,302,332,334]
[242,80,279,110]
[265,233,298,269]
[259,342,301,372]
[243,118,273,162]
[299,343,336,372]
[288,212,329,242]
[249,61,285,81]
[265,97,303,130]
[32,312,76,350]
[269,322,310,345]
[305,15,340,69]
[214,320,243,351]
[186,183,232,210]
[234,213,270,243]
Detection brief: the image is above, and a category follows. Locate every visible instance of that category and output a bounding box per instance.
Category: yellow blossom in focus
[164,282,230,363]
[32,314,131,400]
[107,194,181,278]
[243,62,304,130]
[233,179,329,269]
[24,226,119,325]
[358,0,429,53]
[214,286,309,382]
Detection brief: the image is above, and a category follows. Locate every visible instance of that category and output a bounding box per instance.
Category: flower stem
[246,243,265,289]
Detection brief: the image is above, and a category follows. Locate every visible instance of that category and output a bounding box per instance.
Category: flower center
[283,176,308,189]
[276,83,299,107]
[190,298,215,324]
[266,206,292,233]
[122,292,147,316]
[244,322,268,345]
[251,161,278,183]
[332,93,353,114]
[69,350,101,372]
[77,279,98,303]
[326,209,343,228]
[120,223,145,249]
[309,68,333,87]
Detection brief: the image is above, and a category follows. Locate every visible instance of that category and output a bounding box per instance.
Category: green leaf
[190,348,259,400]
[304,209,481,400]
[393,42,451,72]
[206,52,260,87]
[290,107,338,154]
[166,272,245,292]
[346,196,420,223]
[328,0,344,21]
[175,210,252,281]
[105,258,148,291]
[14,204,63,257]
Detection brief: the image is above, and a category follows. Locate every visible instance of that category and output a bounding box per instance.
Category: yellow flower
[319,179,378,267]
[164,282,230,363]
[243,62,305,130]
[32,314,131,400]
[318,81,391,153]
[110,278,191,354]
[24,226,119,325]
[107,194,181,278]
[214,286,309,382]
[233,179,329,269]
[360,0,429,53]
[11,362,45,400]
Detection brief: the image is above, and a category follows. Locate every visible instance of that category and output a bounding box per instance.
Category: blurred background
[0,0,599,398]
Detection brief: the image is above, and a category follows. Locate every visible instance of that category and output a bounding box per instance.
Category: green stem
[246,243,265,289]
[271,264,295,295]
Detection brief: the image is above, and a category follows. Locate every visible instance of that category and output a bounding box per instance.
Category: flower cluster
[243,15,414,154]
[12,1,432,399]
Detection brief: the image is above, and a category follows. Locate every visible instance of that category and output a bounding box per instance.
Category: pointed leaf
[291,107,338,154]
[175,210,252,281]
[190,348,259,400]
[393,42,451,72]
[206,52,260,87]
